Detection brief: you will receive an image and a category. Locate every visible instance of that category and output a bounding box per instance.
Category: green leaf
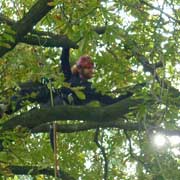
[3,33,15,43]
[86,100,101,107]
[74,90,86,100]
[0,42,11,48]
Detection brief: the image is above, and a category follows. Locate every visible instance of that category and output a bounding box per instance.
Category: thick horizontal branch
[33,122,180,138]
[0,12,103,49]
[0,0,55,57]
[0,4,108,51]
[6,165,75,180]
[32,121,144,133]
[22,33,78,48]
[2,97,143,130]
[19,25,107,47]
[0,13,78,48]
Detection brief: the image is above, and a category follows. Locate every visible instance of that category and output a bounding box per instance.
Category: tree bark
[0,0,55,57]
[32,121,143,133]
[21,33,78,48]
[32,122,180,137]
[2,97,143,130]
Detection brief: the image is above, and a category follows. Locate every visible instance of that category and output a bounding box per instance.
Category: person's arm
[97,92,133,105]
[60,48,71,81]
[88,90,133,105]
[82,82,133,105]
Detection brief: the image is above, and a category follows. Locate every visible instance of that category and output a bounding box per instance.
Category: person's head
[72,55,94,79]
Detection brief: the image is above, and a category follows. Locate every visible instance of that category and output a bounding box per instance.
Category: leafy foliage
[0,0,180,179]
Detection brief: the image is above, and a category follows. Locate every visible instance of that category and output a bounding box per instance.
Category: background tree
[0,0,180,179]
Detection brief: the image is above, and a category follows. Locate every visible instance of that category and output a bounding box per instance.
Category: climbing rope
[49,80,60,178]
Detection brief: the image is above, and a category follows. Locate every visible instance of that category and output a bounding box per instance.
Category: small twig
[140,0,180,24]
[124,130,145,165]
[94,127,108,180]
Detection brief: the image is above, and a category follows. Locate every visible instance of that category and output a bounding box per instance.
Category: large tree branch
[32,122,180,138]
[2,97,143,130]
[0,13,78,48]
[5,165,75,180]
[21,32,78,48]
[0,13,104,49]
[32,121,143,133]
[0,0,55,57]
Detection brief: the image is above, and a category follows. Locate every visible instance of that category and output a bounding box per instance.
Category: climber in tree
[59,48,133,105]
[0,47,133,117]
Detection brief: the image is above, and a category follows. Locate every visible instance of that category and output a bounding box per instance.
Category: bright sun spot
[168,136,180,146]
[153,134,180,150]
[153,134,166,147]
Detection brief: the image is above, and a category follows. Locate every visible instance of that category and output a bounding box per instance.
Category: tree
[0,0,180,179]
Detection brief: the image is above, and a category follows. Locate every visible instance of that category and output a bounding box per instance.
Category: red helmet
[76,55,94,68]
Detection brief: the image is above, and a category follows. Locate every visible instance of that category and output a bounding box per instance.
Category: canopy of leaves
[0,0,180,179]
